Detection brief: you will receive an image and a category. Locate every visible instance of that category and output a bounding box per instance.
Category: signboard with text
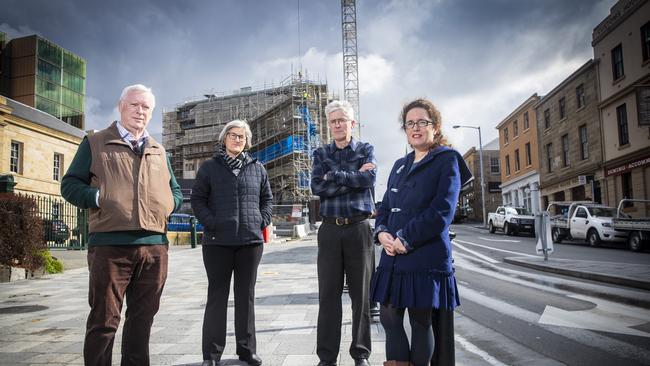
[604,155,650,177]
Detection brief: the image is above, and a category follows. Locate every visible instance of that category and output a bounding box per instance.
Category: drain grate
[0,305,48,314]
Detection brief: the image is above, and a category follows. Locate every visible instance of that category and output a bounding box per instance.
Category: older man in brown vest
[61,84,182,366]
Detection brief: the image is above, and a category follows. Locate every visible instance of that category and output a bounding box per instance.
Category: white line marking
[459,285,650,363]
[452,241,499,263]
[454,239,537,258]
[456,334,508,366]
[478,236,521,243]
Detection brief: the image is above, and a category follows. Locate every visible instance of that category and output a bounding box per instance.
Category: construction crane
[341,0,361,139]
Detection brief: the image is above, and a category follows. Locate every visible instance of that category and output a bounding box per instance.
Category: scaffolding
[162,74,331,204]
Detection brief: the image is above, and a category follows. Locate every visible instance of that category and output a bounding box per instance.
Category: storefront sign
[605,155,650,177]
[541,176,585,196]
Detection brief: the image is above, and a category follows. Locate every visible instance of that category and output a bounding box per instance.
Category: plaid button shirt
[311,138,376,218]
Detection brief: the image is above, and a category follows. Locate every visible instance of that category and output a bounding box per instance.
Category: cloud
[84,96,118,132]
[0,23,40,39]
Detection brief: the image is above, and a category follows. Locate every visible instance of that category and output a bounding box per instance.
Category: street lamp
[453,124,487,227]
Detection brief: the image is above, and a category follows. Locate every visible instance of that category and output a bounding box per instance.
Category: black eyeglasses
[404,119,433,129]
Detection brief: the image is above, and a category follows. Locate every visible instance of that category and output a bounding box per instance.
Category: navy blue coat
[370,146,472,309]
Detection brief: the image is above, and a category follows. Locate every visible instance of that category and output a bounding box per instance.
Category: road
[449,223,650,365]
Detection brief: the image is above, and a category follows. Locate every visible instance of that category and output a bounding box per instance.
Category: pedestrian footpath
[1,236,393,366]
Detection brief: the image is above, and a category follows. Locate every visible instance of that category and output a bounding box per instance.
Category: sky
[2,0,614,195]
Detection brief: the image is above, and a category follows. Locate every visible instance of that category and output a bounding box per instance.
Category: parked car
[611,199,649,252]
[487,206,535,236]
[548,202,628,247]
[43,219,70,244]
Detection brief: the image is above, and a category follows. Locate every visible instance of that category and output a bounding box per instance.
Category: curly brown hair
[399,98,451,148]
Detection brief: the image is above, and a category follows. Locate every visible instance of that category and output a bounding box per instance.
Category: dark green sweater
[61,137,183,246]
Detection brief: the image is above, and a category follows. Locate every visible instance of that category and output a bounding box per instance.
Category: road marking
[453,241,499,263]
[456,334,508,366]
[454,239,537,258]
[478,236,521,243]
[538,294,650,338]
[459,285,650,363]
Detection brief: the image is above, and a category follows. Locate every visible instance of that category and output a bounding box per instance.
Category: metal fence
[17,193,88,250]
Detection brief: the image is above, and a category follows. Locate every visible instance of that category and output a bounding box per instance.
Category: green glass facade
[34,37,85,128]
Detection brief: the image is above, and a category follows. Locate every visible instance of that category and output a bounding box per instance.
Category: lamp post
[453,125,486,227]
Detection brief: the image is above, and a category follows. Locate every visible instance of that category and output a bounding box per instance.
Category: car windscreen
[587,207,616,217]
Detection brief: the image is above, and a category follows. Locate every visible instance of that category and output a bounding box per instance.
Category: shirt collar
[116,121,149,145]
[329,137,358,152]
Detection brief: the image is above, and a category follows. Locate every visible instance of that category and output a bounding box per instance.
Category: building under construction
[162,74,331,204]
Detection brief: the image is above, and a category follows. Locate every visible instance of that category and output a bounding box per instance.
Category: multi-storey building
[496,94,542,214]
[0,95,83,196]
[535,60,604,208]
[459,138,502,223]
[0,34,85,129]
[163,75,330,204]
[592,0,650,209]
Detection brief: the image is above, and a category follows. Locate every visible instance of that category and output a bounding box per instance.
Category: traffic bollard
[190,216,197,249]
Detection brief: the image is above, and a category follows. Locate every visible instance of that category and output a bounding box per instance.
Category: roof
[535,60,594,107]
[4,97,85,139]
[495,94,540,129]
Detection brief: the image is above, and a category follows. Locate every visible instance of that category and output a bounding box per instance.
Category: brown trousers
[84,245,168,366]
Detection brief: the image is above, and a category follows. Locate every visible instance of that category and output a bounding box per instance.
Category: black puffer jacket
[191,153,273,246]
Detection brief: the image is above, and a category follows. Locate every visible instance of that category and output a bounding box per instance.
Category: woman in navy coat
[370,98,471,366]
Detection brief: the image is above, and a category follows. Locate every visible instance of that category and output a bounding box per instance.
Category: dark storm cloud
[1,0,616,193]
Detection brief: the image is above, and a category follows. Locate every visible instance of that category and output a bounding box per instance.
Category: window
[576,84,585,109]
[561,134,569,167]
[546,143,553,173]
[53,153,63,181]
[513,120,519,137]
[524,112,529,130]
[559,97,566,119]
[611,44,624,80]
[622,172,633,199]
[579,125,588,160]
[490,157,500,174]
[505,155,511,176]
[576,207,588,219]
[616,103,629,146]
[525,142,532,166]
[544,109,551,129]
[643,21,650,62]
[10,141,22,174]
[514,149,520,171]
[504,127,509,144]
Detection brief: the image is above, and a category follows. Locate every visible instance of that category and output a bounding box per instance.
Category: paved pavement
[2,236,384,366]
[2,233,649,365]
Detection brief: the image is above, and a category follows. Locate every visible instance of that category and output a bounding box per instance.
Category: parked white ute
[487,206,536,236]
[550,203,628,247]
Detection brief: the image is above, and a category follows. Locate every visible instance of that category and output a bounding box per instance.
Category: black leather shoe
[354,359,370,366]
[201,361,214,366]
[239,353,262,366]
[317,361,337,366]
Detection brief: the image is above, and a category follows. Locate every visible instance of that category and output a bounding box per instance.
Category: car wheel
[588,229,601,247]
[489,221,495,233]
[628,231,643,252]
[552,228,562,243]
[504,222,511,236]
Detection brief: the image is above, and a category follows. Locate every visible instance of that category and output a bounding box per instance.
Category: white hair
[218,119,253,149]
[119,84,155,109]
[325,100,355,121]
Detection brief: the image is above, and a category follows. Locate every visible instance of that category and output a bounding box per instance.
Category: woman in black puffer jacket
[191,119,273,366]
